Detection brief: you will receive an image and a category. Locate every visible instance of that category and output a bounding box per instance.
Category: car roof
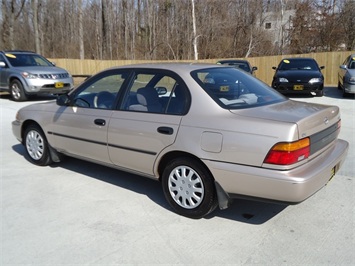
[0,50,36,54]
[106,62,225,72]
[281,57,316,61]
[217,59,249,63]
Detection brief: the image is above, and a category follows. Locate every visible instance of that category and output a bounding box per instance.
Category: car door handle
[157,126,173,135]
[94,119,106,126]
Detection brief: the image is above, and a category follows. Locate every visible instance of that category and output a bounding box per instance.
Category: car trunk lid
[230,100,341,156]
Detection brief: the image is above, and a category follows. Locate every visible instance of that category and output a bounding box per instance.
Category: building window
[265,22,271,29]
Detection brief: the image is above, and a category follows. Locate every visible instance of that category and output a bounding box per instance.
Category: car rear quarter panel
[159,77,299,167]
[174,112,298,167]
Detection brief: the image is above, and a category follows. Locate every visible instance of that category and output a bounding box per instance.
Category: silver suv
[0,50,73,101]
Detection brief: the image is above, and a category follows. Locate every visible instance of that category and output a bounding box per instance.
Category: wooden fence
[50,51,355,86]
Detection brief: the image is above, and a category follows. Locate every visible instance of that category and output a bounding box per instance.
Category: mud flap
[215,181,231,210]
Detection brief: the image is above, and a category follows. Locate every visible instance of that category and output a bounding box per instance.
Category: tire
[10,79,28,101]
[337,81,342,90]
[316,90,323,97]
[161,157,218,219]
[24,125,52,166]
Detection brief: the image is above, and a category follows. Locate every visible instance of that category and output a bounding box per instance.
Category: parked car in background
[12,63,348,218]
[271,58,325,96]
[217,59,257,76]
[337,54,355,97]
[0,50,73,101]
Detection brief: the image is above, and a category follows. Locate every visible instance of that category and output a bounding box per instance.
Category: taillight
[264,138,310,165]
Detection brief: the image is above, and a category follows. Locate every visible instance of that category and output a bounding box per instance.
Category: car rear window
[191,67,285,109]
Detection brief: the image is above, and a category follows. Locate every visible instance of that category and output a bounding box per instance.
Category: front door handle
[157,126,173,135]
[94,119,106,126]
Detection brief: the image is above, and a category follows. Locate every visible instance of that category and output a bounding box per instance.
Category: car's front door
[50,69,130,163]
[107,70,189,176]
[0,54,7,89]
[339,56,350,86]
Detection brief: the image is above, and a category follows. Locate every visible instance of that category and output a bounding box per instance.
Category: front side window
[192,67,285,109]
[72,70,129,109]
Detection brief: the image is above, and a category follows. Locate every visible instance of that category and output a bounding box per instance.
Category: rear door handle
[94,119,106,126]
[157,126,173,135]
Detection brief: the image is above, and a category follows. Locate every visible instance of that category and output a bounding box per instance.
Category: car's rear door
[107,70,189,176]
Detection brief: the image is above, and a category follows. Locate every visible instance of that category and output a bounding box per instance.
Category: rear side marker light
[264,138,310,165]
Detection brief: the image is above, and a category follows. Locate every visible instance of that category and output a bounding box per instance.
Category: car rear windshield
[278,59,319,71]
[191,67,286,109]
[5,53,53,67]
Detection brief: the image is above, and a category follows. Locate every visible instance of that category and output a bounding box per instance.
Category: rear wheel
[161,157,217,219]
[10,79,28,101]
[24,125,52,166]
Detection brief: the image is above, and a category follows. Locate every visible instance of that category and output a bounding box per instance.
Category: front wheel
[10,79,28,101]
[24,125,52,166]
[161,157,217,219]
[315,90,323,97]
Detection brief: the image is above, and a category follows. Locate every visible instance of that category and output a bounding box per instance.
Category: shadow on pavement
[286,86,354,100]
[12,143,286,224]
[0,92,57,102]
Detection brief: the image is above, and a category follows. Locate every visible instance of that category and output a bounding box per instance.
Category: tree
[31,0,40,54]
[339,0,355,50]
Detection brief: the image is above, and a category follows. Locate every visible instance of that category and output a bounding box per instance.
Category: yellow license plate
[293,85,304,90]
[55,82,64,88]
[327,166,337,184]
[220,85,229,92]
[329,166,336,181]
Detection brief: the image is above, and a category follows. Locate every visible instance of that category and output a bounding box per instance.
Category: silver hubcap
[11,83,21,99]
[168,166,204,209]
[26,130,44,160]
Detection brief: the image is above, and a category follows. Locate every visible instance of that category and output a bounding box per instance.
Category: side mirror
[56,94,70,106]
[320,66,325,70]
[339,65,347,70]
[252,66,258,71]
[272,66,276,70]
[156,86,168,95]
[51,62,56,66]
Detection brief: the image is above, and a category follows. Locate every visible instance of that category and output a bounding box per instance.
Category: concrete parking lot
[1,87,354,265]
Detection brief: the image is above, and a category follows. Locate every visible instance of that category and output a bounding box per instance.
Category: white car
[338,54,355,97]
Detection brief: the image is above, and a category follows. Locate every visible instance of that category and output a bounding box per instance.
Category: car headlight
[21,72,39,79]
[348,76,355,83]
[309,78,322,84]
[279,77,288,82]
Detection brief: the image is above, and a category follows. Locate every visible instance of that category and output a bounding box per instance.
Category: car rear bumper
[204,139,349,204]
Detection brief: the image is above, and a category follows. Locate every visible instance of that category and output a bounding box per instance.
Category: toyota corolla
[12,63,349,218]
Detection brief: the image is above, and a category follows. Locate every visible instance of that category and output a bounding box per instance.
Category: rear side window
[191,67,285,109]
[122,70,190,115]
